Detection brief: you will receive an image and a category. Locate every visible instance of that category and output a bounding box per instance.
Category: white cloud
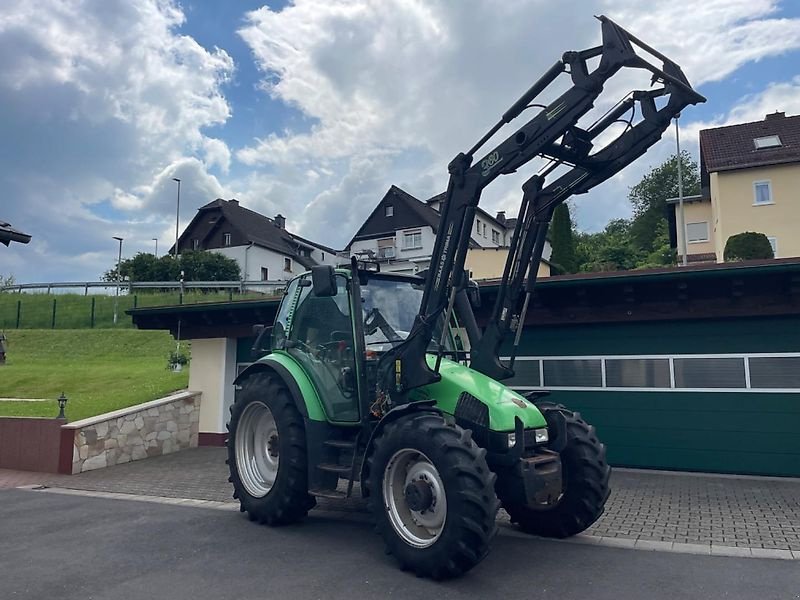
[604,0,800,85]
[236,0,800,245]
[202,138,232,173]
[0,0,234,280]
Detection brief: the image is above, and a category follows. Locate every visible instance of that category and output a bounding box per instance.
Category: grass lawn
[0,330,189,421]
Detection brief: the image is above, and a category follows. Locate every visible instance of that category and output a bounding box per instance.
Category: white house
[172,199,339,283]
[345,186,551,278]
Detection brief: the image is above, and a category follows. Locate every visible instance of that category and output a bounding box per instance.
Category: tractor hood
[409,356,547,432]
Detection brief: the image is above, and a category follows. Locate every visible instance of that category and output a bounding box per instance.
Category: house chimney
[496,211,506,224]
[765,111,785,121]
[229,199,239,206]
[274,214,286,229]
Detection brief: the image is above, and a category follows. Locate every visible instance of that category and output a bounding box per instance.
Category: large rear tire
[227,372,315,525]
[367,413,499,580]
[501,402,610,538]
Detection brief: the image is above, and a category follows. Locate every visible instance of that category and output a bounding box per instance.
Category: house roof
[0,221,31,246]
[347,185,442,246]
[178,199,338,269]
[700,112,800,173]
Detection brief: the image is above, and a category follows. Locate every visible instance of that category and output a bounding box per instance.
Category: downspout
[243,242,254,286]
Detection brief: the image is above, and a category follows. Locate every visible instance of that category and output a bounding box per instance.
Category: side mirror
[311,265,337,297]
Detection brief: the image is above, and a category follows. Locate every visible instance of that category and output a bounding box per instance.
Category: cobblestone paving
[27,447,800,552]
[590,470,800,551]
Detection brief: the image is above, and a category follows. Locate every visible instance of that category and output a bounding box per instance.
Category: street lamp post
[152,237,158,257]
[172,177,181,259]
[112,236,124,325]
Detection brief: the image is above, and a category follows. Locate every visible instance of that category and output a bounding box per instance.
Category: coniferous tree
[550,203,577,273]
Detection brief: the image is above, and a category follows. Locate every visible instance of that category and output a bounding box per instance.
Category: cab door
[285,274,360,422]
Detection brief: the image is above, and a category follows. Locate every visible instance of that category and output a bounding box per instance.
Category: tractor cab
[267,265,463,424]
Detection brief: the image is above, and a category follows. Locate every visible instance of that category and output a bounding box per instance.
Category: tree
[103,250,241,283]
[0,273,14,288]
[549,203,577,273]
[629,151,699,255]
[723,232,774,261]
[575,219,640,272]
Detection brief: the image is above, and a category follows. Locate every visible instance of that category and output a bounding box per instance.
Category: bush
[723,232,774,262]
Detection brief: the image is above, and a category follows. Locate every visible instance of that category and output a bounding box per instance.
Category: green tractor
[227,16,705,579]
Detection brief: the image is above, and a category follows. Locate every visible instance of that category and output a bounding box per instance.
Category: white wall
[189,338,237,435]
[213,245,297,281]
[349,226,436,274]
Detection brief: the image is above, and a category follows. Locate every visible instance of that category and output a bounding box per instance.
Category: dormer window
[223,232,232,246]
[385,205,394,217]
[753,135,782,149]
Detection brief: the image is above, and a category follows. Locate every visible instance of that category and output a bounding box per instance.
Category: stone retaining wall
[63,391,201,474]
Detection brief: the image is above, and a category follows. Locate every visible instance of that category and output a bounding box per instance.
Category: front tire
[227,372,315,525]
[501,402,610,538]
[367,413,499,579]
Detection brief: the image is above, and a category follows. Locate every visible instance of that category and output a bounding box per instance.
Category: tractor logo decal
[480,151,502,176]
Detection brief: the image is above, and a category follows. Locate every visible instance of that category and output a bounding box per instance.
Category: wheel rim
[236,401,279,498]
[382,448,447,548]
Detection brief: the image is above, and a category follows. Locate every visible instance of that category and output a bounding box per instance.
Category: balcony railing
[377,246,396,260]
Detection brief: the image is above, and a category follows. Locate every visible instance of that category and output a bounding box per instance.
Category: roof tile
[700,112,800,172]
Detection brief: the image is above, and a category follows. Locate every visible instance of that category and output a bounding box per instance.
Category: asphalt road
[1,489,798,600]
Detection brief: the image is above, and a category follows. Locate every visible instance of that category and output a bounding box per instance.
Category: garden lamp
[56,392,68,420]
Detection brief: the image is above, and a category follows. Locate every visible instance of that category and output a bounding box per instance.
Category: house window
[753,135,782,149]
[476,220,481,233]
[385,205,394,217]
[686,222,709,243]
[767,237,778,257]
[321,252,325,261]
[223,232,232,246]
[482,223,487,237]
[491,229,500,244]
[191,239,199,250]
[753,181,773,205]
[403,231,423,250]
[261,267,269,281]
[284,257,292,272]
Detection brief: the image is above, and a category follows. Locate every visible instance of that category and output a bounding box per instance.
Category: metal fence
[0,280,285,329]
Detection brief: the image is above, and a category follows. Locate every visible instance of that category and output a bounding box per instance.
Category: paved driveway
[19,447,800,557]
[1,489,798,600]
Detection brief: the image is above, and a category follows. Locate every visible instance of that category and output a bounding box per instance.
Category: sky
[1,0,799,283]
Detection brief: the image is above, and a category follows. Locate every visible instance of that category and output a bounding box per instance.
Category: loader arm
[377,15,705,402]
[471,84,702,379]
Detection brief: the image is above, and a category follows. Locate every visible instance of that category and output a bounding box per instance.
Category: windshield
[360,276,458,352]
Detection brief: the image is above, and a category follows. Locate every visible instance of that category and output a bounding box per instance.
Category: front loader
[227,16,705,579]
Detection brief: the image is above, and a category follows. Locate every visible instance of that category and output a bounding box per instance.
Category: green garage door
[507,316,800,477]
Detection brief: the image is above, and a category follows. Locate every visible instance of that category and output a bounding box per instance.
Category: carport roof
[129,258,800,338]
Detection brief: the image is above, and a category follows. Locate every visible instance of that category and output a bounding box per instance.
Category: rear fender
[235,353,326,422]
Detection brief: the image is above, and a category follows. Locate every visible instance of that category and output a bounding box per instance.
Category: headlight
[506,433,516,448]
[535,428,549,444]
